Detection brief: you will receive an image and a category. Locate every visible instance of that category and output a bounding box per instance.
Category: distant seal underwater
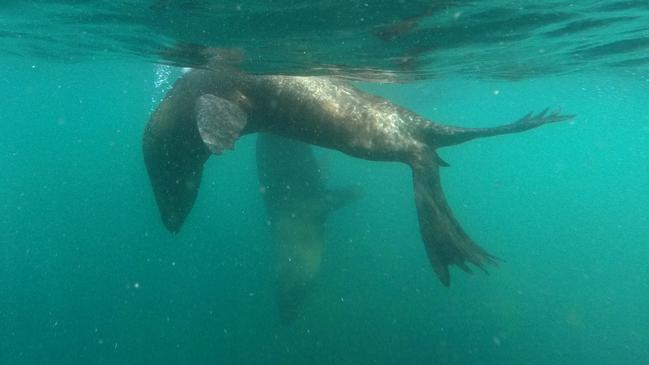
[143,67,574,285]
[256,133,361,323]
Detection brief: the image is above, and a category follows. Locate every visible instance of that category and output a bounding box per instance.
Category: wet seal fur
[257,133,361,323]
[143,67,574,286]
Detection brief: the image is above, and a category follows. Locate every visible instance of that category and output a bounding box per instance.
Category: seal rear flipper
[423,109,575,148]
[411,155,497,286]
[196,94,248,154]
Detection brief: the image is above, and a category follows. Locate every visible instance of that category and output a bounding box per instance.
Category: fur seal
[256,133,361,323]
[143,67,574,285]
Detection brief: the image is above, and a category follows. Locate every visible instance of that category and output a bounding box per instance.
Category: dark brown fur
[143,68,573,285]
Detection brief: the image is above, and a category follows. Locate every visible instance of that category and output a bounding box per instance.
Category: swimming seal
[143,67,574,285]
[257,133,361,323]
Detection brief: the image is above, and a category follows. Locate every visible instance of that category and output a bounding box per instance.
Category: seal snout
[162,211,183,234]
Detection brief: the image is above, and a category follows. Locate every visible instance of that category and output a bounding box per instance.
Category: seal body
[143,67,573,285]
[256,133,360,323]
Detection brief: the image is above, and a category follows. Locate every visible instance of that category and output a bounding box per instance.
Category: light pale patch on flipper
[196,94,248,154]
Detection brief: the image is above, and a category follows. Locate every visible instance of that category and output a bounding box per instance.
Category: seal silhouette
[257,133,361,322]
[143,67,574,285]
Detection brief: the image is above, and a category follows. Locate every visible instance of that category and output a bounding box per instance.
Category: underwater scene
[1,1,648,364]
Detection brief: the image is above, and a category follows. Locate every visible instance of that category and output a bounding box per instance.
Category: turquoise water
[2,2,649,364]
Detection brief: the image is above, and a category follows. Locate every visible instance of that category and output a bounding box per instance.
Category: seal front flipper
[196,94,248,154]
[411,152,497,286]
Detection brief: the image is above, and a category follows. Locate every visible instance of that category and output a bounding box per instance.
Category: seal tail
[411,153,497,286]
[423,109,575,148]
